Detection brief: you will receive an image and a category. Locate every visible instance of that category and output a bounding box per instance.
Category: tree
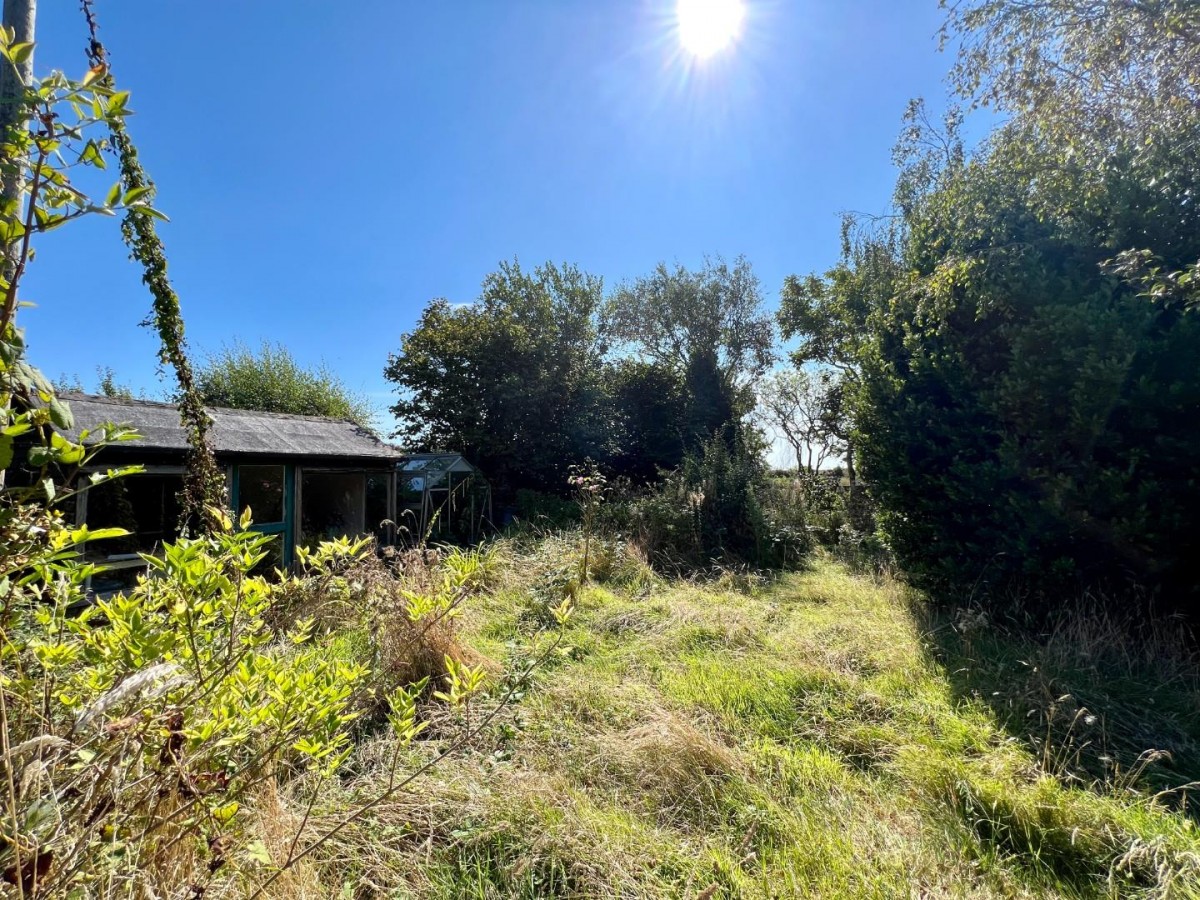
[56,366,139,400]
[851,2,1200,608]
[756,368,844,474]
[606,256,775,450]
[198,341,375,428]
[940,0,1199,157]
[385,260,609,497]
[781,2,1200,613]
[939,0,1200,309]
[778,218,901,481]
[605,360,688,483]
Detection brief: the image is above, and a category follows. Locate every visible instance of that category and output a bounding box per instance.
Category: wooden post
[1,0,36,285]
[0,0,34,489]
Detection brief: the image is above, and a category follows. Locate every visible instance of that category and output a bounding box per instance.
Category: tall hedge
[854,126,1200,612]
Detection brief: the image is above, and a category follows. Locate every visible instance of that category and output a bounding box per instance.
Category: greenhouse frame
[396,452,493,544]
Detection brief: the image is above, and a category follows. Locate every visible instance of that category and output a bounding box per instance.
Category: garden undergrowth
[291,540,1200,899]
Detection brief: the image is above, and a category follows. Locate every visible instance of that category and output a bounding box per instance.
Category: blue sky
[26,0,954,447]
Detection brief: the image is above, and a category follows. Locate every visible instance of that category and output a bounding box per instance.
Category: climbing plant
[79,0,224,528]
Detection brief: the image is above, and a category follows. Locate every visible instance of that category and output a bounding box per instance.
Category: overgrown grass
[278,539,1200,899]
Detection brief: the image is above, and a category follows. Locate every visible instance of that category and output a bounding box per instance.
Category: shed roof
[59,393,401,461]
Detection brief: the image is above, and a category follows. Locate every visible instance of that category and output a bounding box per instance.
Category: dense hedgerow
[853,123,1200,613]
[781,0,1200,616]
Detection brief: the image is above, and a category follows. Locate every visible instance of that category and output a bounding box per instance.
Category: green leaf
[104,181,122,207]
[132,206,169,222]
[244,840,272,866]
[212,801,239,824]
[122,186,153,205]
[79,139,106,169]
[50,432,85,465]
[48,397,73,430]
[8,42,33,65]
[70,527,129,545]
[0,434,13,470]
[7,42,33,65]
[107,90,131,114]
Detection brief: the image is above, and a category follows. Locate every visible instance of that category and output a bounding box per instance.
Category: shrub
[775,473,888,574]
[277,538,503,713]
[513,489,578,530]
[626,433,809,572]
[855,142,1200,612]
[198,340,375,427]
[1,513,366,897]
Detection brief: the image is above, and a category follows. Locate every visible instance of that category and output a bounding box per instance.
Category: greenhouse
[396,452,493,543]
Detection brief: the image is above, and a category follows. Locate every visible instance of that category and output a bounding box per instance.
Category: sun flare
[676,0,745,59]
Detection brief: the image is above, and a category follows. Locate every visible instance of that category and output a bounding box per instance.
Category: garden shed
[396,452,492,543]
[56,393,403,590]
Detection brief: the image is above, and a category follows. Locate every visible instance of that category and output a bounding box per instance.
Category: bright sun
[677,0,745,59]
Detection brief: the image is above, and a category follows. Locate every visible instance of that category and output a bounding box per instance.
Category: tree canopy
[385,258,771,499]
[606,255,774,390]
[197,341,375,428]
[385,260,610,496]
[606,256,774,450]
[780,0,1200,612]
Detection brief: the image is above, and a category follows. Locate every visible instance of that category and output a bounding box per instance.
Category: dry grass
[251,782,327,899]
[237,540,1199,899]
[585,707,743,826]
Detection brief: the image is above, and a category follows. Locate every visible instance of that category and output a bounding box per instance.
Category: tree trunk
[844,440,856,484]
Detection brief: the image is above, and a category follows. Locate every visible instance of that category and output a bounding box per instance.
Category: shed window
[84,473,183,556]
[365,473,390,543]
[237,465,284,524]
[300,472,365,544]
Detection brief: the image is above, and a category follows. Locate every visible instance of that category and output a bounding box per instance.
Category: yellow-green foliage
[1,514,369,897]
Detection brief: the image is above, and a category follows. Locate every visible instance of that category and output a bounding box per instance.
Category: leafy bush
[772,473,887,574]
[779,6,1200,618]
[198,340,375,427]
[274,538,506,712]
[854,131,1200,611]
[513,489,578,529]
[1,511,365,896]
[627,433,809,572]
[0,491,539,897]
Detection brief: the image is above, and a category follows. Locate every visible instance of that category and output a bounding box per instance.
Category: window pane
[85,474,183,555]
[366,473,390,543]
[238,465,284,524]
[300,472,365,546]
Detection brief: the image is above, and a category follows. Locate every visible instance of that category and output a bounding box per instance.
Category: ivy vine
[81,0,224,530]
